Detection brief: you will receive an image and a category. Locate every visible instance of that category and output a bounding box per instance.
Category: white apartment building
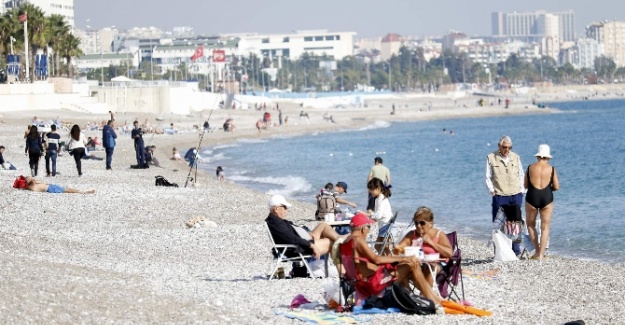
[75,27,118,54]
[457,41,541,64]
[74,53,139,72]
[538,14,560,60]
[233,30,355,60]
[587,21,625,67]
[575,38,604,69]
[492,10,575,42]
[152,38,239,75]
[2,0,75,27]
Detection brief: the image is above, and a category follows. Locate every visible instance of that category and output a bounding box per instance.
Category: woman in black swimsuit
[524,144,560,260]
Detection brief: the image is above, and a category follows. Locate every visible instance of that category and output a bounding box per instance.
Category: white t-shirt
[371,194,392,226]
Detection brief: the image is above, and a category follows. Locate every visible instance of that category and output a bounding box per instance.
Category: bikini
[525,166,554,209]
[410,230,441,255]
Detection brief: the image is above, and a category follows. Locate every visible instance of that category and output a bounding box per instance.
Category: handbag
[355,263,395,296]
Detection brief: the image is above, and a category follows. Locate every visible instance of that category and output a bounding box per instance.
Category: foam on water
[228,174,313,198]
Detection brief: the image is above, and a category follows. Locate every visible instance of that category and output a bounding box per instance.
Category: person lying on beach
[341,213,442,305]
[265,194,342,259]
[22,176,95,194]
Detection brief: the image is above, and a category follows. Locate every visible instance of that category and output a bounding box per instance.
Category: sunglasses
[280,205,288,210]
[414,220,428,227]
[501,146,512,149]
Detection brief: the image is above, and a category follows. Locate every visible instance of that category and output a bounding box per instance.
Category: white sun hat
[268,194,292,208]
[534,144,552,159]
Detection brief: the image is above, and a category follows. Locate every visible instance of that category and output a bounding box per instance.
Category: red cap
[350,213,375,227]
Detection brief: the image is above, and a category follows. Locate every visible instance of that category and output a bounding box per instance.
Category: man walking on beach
[367,157,391,210]
[486,135,525,253]
[131,120,146,167]
[102,119,117,170]
[44,124,61,177]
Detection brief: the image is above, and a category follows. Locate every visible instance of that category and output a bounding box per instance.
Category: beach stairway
[61,101,111,115]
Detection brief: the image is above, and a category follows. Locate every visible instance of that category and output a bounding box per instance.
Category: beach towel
[276,310,365,324]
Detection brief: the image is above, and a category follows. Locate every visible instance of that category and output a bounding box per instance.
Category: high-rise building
[1,0,74,28]
[538,14,560,60]
[586,21,625,67]
[491,10,575,42]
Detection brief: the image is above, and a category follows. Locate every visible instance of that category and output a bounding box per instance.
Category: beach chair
[374,211,399,255]
[435,232,465,302]
[265,223,314,280]
[337,239,393,309]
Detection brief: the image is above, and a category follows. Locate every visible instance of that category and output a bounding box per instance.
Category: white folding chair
[265,223,315,280]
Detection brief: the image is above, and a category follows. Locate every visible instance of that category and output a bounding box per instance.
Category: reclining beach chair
[374,211,399,255]
[265,223,314,280]
[435,231,465,302]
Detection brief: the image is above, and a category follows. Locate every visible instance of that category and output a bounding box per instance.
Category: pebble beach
[1,94,624,324]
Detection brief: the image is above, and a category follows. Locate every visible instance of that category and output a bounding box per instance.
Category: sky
[76,0,625,38]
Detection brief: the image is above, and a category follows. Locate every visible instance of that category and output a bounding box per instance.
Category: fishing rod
[184,109,214,188]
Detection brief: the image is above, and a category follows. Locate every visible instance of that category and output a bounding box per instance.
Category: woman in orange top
[395,206,453,286]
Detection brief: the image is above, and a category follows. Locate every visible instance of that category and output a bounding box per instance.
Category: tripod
[184,109,213,188]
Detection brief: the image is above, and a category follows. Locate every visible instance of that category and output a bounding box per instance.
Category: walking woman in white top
[68,124,87,176]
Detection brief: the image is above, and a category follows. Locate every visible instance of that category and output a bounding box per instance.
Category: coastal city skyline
[76,0,625,37]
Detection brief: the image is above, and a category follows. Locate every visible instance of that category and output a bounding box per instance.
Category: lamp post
[9,36,15,55]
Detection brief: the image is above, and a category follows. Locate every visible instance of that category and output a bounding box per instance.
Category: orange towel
[441,300,493,317]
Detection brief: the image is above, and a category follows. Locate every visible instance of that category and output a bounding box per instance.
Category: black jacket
[265,213,311,254]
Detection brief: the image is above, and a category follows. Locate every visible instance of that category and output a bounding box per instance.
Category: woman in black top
[25,125,43,176]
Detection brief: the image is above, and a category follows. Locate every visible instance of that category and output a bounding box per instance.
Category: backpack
[155,175,178,187]
[13,175,28,189]
[316,192,337,214]
[383,283,436,315]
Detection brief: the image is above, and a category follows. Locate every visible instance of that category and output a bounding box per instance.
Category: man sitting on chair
[265,194,342,259]
[343,213,442,305]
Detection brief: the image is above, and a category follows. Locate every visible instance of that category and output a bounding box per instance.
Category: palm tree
[57,34,82,77]
[45,14,69,76]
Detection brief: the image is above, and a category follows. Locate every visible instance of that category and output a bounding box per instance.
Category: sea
[199,99,625,264]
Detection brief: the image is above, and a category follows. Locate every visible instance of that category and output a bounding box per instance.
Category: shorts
[47,184,64,193]
[378,222,392,238]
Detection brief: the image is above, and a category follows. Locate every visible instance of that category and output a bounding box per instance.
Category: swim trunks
[47,184,64,193]
[525,166,554,209]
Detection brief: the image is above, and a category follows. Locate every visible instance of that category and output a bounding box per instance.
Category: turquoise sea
[201,99,625,264]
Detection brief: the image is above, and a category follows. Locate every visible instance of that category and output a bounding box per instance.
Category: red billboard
[212,50,226,63]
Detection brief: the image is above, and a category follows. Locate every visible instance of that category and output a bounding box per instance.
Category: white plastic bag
[310,258,338,278]
[492,230,518,262]
[321,278,341,309]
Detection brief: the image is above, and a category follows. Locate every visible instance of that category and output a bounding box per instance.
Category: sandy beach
[1,92,624,324]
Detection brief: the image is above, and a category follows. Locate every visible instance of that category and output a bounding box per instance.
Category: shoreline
[1,96,623,323]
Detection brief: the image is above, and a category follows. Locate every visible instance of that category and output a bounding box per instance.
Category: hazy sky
[76,0,625,38]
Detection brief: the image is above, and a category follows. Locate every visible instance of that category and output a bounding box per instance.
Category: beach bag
[155,175,178,187]
[492,229,519,262]
[13,175,28,189]
[383,283,436,315]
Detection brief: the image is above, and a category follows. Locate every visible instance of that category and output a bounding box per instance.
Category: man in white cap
[266,194,342,259]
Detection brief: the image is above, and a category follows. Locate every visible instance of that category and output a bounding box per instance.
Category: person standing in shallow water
[524,144,560,261]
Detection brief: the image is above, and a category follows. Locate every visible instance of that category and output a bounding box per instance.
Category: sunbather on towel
[343,213,442,305]
[24,176,95,194]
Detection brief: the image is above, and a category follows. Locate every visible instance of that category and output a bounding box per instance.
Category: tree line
[0,3,82,81]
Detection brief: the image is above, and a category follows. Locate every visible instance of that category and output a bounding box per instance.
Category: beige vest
[488,151,522,196]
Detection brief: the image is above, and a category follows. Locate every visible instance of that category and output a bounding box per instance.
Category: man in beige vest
[485,135,525,222]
